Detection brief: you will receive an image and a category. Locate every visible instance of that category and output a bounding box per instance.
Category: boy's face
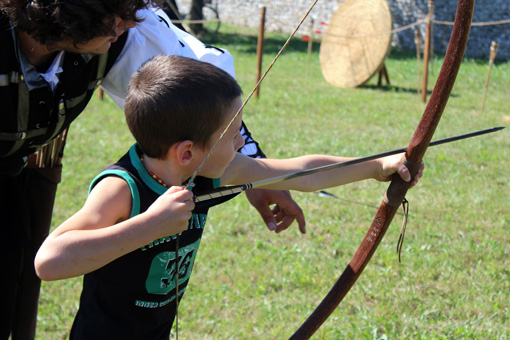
[198,96,245,178]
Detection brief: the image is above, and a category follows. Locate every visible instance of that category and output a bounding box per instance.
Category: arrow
[194,126,504,203]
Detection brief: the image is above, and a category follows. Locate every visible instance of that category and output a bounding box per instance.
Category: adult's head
[0,0,161,47]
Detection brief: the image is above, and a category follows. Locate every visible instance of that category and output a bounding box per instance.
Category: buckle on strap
[0,128,48,141]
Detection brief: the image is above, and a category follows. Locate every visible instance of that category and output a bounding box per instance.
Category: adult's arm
[239,122,306,233]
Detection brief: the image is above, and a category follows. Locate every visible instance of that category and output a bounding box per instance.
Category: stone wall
[388,0,509,60]
[174,0,509,60]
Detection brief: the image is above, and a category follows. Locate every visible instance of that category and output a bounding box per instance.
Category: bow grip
[384,158,422,207]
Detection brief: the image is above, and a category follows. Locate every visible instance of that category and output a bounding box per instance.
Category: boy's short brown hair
[125,55,243,159]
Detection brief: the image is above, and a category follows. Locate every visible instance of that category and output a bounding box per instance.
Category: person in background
[161,0,185,31]
[0,1,304,338]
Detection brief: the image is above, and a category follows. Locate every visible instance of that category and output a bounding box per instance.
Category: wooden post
[189,0,205,34]
[306,18,314,76]
[164,0,195,36]
[429,0,435,76]
[97,87,104,100]
[414,28,421,95]
[421,0,434,103]
[255,6,266,99]
[481,41,499,114]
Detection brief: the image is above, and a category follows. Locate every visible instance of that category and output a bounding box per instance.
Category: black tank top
[70,144,238,340]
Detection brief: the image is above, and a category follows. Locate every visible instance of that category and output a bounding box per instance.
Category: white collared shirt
[39,50,64,92]
[101,8,235,109]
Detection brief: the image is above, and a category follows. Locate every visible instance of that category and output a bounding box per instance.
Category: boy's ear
[172,140,195,166]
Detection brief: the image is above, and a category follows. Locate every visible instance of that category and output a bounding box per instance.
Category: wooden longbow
[288,0,475,338]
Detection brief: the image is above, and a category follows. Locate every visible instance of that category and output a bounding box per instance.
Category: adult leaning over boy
[0,1,304,339]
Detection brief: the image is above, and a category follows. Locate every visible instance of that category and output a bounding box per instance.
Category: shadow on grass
[361,84,426,95]
[361,84,459,98]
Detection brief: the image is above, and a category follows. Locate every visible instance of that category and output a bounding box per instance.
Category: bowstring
[176,3,320,336]
[185,0,320,190]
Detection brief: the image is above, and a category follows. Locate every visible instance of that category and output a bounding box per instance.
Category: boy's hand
[376,154,425,188]
[146,186,195,236]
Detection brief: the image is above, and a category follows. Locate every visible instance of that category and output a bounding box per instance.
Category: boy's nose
[236,133,245,150]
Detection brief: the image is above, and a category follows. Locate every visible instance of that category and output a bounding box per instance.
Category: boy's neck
[140,154,192,187]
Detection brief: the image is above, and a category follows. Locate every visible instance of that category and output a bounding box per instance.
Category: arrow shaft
[194,127,503,202]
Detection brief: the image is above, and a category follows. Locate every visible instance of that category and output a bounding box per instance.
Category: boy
[35,55,423,339]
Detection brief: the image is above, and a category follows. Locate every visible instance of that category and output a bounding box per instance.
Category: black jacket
[0,13,127,176]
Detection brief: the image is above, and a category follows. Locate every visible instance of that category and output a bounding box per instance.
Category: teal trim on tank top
[129,144,168,195]
[129,143,221,191]
[212,177,220,188]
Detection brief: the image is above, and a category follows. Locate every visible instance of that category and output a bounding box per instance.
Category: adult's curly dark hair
[0,0,163,46]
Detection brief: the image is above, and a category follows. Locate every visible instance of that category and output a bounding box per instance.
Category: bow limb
[289,0,475,339]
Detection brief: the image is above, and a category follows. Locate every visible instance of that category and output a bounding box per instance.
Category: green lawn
[37,26,509,339]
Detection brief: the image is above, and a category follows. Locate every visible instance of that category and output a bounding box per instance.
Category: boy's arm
[35,177,194,281]
[222,153,422,192]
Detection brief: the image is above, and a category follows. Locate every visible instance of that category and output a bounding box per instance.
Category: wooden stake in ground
[414,28,421,95]
[481,41,499,114]
[306,18,314,76]
[421,0,434,103]
[428,0,435,76]
[255,6,266,99]
[164,0,196,35]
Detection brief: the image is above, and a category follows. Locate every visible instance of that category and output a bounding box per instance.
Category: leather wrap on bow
[289,0,475,338]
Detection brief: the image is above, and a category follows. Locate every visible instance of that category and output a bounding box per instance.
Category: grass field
[37,25,509,339]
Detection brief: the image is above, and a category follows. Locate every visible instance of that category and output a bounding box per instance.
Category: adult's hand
[245,189,306,234]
